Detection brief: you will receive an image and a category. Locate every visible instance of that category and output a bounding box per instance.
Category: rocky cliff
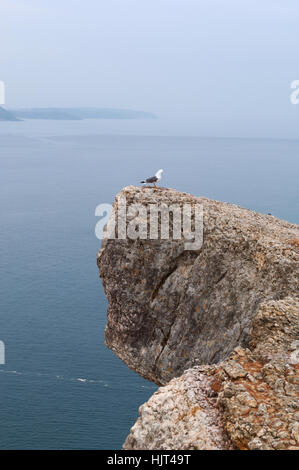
[97,186,299,450]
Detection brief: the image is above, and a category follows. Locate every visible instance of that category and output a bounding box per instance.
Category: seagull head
[155,169,164,178]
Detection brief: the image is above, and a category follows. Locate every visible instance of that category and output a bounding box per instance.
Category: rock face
[98,186,298,385]
[124,297,299,450]
[97,186,299,450]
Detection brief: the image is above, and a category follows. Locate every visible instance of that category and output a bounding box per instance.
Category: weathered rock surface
[124,298,299,450]
[123,366,234,450]
[98,186,298,385]
[97,186,298,449]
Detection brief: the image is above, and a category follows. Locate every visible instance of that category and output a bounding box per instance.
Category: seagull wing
[145,176,158,183]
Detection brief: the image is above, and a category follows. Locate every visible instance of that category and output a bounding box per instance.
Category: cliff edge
[97,186,299,450]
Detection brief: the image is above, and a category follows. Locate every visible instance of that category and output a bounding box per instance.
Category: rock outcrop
[97,186,299,450]
[124,297,299,450]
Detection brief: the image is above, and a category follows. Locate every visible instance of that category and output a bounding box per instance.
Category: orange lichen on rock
[287,238,299,249]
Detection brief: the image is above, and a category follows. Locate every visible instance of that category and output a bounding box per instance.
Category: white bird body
[140,169,164,188]
[155,169,163,182]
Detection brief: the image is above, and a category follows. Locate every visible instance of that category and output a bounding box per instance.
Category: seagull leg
[154,183,157,189]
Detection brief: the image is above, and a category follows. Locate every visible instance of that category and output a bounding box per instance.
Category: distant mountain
[10,107,157,120]
[9,108,82,120]
[0,107,19,121]
[68,108,157,119]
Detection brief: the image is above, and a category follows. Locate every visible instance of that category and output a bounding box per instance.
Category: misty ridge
[1,107,157,121]
[0,106,20,121]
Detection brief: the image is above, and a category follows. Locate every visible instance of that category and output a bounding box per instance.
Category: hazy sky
[1,0,298,138]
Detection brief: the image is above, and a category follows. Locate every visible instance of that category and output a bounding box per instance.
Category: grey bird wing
[145,176,158,183]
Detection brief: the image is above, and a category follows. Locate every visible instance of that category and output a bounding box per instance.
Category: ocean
[0,119,298,449]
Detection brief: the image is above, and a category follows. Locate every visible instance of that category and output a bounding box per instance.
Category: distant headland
[0,106,20,121]
[0,107,156,121]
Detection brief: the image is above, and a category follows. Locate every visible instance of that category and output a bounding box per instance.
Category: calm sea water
[0,120,298,449]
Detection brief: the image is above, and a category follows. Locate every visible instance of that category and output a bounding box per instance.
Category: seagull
[140,169,164,189]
